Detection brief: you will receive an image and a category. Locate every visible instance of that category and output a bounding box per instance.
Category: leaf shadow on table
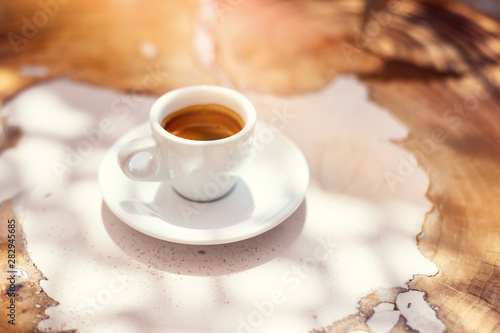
[101,199,307,276]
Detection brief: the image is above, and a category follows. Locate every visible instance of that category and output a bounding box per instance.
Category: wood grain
[1,0,500,332]
[0,0,217,98]
[0,199,75,333]
[361,2,500,331]
[212,0,384,93]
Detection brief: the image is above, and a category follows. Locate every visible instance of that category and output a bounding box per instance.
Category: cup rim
[150,85,256,145]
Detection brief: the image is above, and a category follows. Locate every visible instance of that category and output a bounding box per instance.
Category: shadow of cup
[101,199,307,276]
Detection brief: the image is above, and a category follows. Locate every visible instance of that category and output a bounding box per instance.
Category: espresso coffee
[161,104,244,141]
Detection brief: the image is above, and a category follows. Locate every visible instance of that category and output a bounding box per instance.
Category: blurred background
[460,0,500,18]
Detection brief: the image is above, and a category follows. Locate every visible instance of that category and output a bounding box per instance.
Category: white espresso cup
[117,86,256,202]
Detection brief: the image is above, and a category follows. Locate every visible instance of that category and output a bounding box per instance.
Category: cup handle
[117,136,167,181]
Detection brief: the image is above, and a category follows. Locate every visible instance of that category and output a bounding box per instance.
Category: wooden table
[1,0,499,332]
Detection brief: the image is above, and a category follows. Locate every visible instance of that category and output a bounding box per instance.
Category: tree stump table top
[1,0,499,332]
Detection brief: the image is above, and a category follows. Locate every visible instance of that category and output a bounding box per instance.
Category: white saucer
[98,121,309,245]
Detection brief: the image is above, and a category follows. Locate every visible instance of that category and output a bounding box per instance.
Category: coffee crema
[161,104,244,141]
